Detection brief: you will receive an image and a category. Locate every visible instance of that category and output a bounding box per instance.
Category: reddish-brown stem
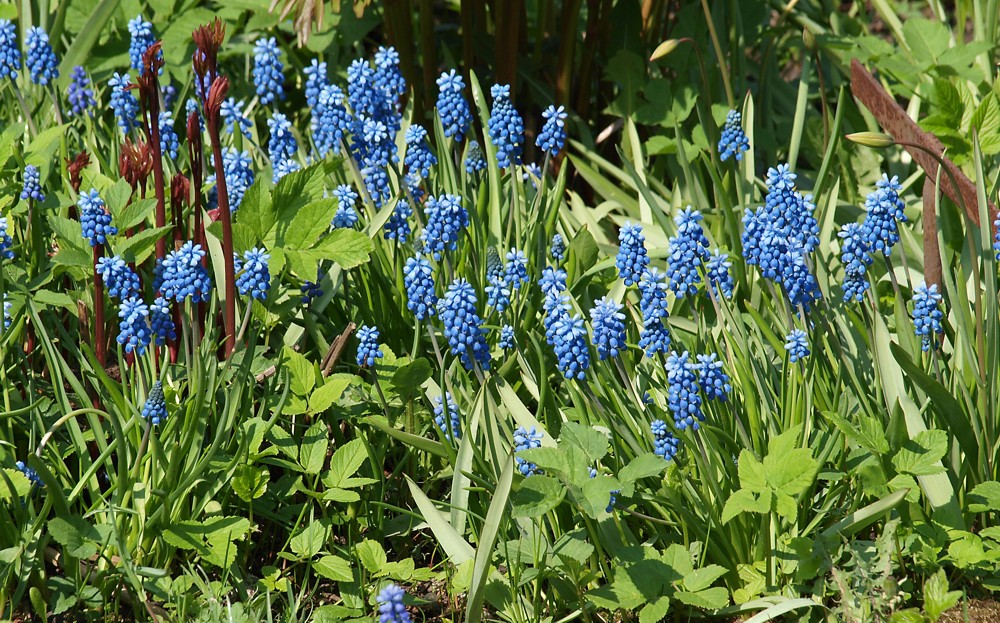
[204,77,236,356]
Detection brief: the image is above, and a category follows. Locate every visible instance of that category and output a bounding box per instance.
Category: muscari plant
[0,9,999,623]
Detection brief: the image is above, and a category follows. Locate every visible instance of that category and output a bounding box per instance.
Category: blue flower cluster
[436,70,472,141]
[149,296,176,345]
[15,460,42,488]
[331,185,359,229]
[117,297,151,355]
[404,125,437,178]
[504,250,529,290]
[356,325,384,367]
[300,270,324,305]
[141,381,167,425]
[705,250,734,299]
[159,111,179,159]
[421,194,468,260]
[216,148,254,211]
[551,311,591,380]
[667,351,704,431]
[638,269,671,357]
[97,256,140,299]
[912,283,944,352]
[616,222,649,286]
[109,72,139,134]
[514,426,543,476]
[487,84,525,169]
[551,233,566,263]
[304,59,328,108]
[356,116,394,207]
[861,174,907,257]
[252,37,284,105]
[994,211,1000,260]
[498,324,515,350]
[718,109,750,162]
[267,112,298,182]
[651,419,680,460]
[0,217,14,260]
[376,584,411,623]
[79,189,117,247]
[312,85,351,157]
[236,248,271,300]
[839,222,872,302]
[667,207,710,297]
[590,297,625,360]
[26,26,58,85]
[404,255,437,321]
[3,294,12,329]
[438,279,491,371]
[536,105,568,157]
[374,46,406,103]
[159,241,212,303]
[20,165,44,202]
[433,393,461,441]
[221,98,252,137]
[785,329,810,363]
[384,199,412,243]
[0,20,21,80]
[464,140,486,174]
[67,66,96,116]
[696,353,731,401]
[485,273,511,312]
[127,16,159,74]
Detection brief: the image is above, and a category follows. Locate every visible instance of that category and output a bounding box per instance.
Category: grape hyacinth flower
[514,426,544,476]
[718,109,750,162]
[67,66,96,116]
[421,194,468,260]
[221,98,252,137]
[785,329,810,363]
[355,116,394,207]
[499,324,515,350]
[404,125,437,178]
[667,352,704,431]
[666,207,710,297]
[117,297,152,355]
[160,241,212,303]
[127,16,159,74]
[25,26,58,85]
[780,249,822,312]
[374,46,406,102]
[273,159,300,182]
[0,217,14,260]
[638,269,671,357]
[551,233,566,263]
[236,248,271,300]
[590,297,626,360]
[651,419,680,460]
[141,380,167,425]
[96,256,140,299]
[300,269,324,304]
[487,84,524,168]
[504,249,529,290]
[79,189,117,246]
[403,255,437,321]
[331,184,359,229]
[433,393,461,441]
[616,222,649,286]
[486,247,503,282]
[436,70,472,141]
[384,199,412,243]
[993,211,1000,261]
[312,85,352,158]
[405,172,424,203]
[536,105,568,157]
[551,312,591,380]
[20,165,44,202]
[186,98,203,131]
[356,325,384,367]
[15,460,42,488]
[438,279,491,371]
[705,250,734,299]
[304,59,328,109]
[216,148,254,211]
[912,283,944,352]
[159,111,179,159]
[376,584,411,623]
[465,140,486,174]
[149,296,176,345]
[696,353,731,401]
[0,20,20,81]
[3,294,12,330]
[109,72,140,134]
[485,273,511,313]
[267,112,298,180]
[861,174,908,257]
[253,37,284,105]
[539,266,568,298]
[163,83,177,110]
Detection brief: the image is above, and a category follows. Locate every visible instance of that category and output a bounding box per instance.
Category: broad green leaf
[551,532,594,564]
[314,555,354,582]
[763,448,818,496]
[0,469,31,500]
[675,587,729,609]
[892,429,948,476]
[310,228,374,269]
[48,516,110,559]
[355,539,388,573]
[323,438,368,489]
[31,290,76,314]
[924,569,962,622]
[559,422,608,463]
[738,451,767,492]
[722,489,771,524]
[640,597,671,623]
[284,199,338,251]
[232,464,269,502]
[684,565,728,592]
[290,521,329,559]
[618,453,667,496]
[112,227,172,265]
[309,374,353,414]
[391,358,432,402]
[968,481,1000,513]
[580,476,621,518]
[511,475,565,518]
[517,447,567,476]
[236,177,275,241]
[299,421,329,474]
[282,346,316,396]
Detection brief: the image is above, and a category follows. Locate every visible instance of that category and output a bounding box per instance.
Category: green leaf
[299,421,329,475]
[551,532,594,564]
[47,215,86,249]
[639,597,671,623]
[271,164,328,241]
[684,565,728,592]
[968,481,1000,513]
[466,457,514,623]
[902,18,950,66]
[284,199,338,251]
[722,489,770,523]
[48,516,110,559]
[924,569,962,623]
[391,359,432,402]
[892,429,948,476]
[311,228,374,269]
[113,198,158,232]
[764,448,818,496]
[580,476,621,518]
[31,290,76,314]
[232,465,268,502]
[314,555,354,583]
[517,447,568,476]
[236,177,275,241]
[511,475,565,518]
[290,521,329,559]
[559,422,608,463]
[309,374,353,414]
[969,93,1000,154]
[738,450,767,492]
[163,516,250,568]
[617,453,667,496]
[323,439,368,489]
[282,346,316,396]
[355,539,388,573]
[0,469,31,500]
[675,587,729,610]
[25,125,67,175]
[112,227,172,265]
